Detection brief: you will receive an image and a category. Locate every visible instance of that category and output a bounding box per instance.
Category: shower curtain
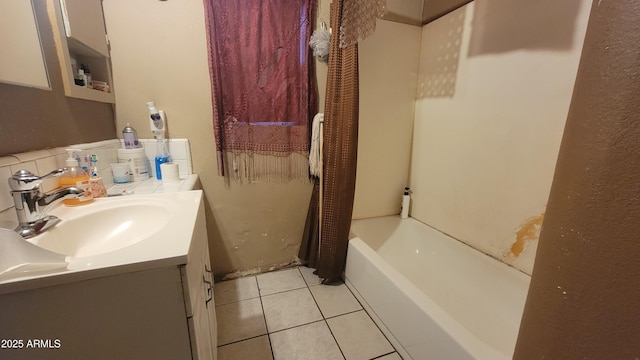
[300,0,384,283]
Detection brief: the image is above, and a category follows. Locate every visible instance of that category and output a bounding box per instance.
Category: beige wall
[102,0,337,276]
[411,1,591,274]
[354,19,421,219]
[103,0,419,276]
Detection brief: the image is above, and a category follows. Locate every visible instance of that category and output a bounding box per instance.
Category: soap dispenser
[59,149,94,206]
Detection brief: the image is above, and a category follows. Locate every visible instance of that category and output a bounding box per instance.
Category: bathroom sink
[29,202,170,258]
[0,189,203,294]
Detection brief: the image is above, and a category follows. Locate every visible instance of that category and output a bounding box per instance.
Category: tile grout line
[323,308,365,321]
[215,267,399,359]
[256,276,276,360]
[259,284,309,299]
[301,267,348,360]
[323,316,348,360]
[267,318,327,336]
[343,278,402,359]
[214,295,261,308]
[370,351,398,360]
[217,333,269,348]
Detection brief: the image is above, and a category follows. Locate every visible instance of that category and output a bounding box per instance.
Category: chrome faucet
[9,169,85,239]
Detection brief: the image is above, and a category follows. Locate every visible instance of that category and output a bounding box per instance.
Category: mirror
[0,0,50,89]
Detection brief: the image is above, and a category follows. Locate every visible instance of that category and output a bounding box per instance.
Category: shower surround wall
[354,20,421,219]
[411,0,591,274]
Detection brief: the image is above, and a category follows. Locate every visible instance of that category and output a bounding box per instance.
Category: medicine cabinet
[0,0,50,89]
[47,0,115,103]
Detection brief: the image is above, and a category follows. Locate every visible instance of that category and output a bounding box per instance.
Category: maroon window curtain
[203,0,317,182]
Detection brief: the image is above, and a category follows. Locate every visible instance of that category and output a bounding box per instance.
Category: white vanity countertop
[0,175,201,295]
[107,174,199,196]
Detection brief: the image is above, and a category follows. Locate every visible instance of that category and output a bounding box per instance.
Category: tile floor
[214,266,403,360]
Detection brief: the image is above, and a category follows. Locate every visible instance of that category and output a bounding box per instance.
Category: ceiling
[382,0,472,26]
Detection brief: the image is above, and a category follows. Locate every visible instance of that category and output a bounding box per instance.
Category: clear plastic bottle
[59,149,94,206]
[154,136,171,180]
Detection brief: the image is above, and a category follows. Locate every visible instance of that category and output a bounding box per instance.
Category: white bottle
[147,102,166,135]
[78,69,87,87]
[400,187,410,219]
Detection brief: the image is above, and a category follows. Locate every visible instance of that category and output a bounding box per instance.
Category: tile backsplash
[124,139,194,179]
[0,138,192,227]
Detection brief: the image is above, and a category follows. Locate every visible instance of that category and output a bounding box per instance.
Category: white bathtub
[345,216,530,360]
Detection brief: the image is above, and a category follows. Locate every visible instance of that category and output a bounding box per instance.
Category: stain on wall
[509,213,544,257]
[411,1,591,275]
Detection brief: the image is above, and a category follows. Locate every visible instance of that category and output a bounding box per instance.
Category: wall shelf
[47,0,115,103]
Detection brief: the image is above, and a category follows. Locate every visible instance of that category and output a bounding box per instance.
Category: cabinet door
[204,240,218,359]
[60,0,109,56]
[181,204,216,360]
[186,243,217,360]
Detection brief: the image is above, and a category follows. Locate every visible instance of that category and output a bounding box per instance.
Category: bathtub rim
[346,233,511,360]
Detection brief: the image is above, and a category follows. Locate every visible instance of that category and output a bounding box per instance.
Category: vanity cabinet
[0,200,217,360]
[181,206,218,360]
[46,0,115,103]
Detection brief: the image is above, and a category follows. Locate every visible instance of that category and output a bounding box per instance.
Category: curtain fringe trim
[218,151,311,183]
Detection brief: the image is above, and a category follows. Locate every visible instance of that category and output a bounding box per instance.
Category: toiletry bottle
[147,102,165,134]
[154,135,171,180]
[80,64,92,88]
[89,154,108,198]
[122,123,140,149]
[59,149,94,206]
[76,69,86,86]
[400,187,410,219]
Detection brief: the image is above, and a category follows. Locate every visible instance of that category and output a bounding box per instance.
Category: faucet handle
[8,168,66,191]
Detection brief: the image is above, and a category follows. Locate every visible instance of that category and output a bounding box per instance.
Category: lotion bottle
[400,187,410,219]
[59,149,94,206]
[147,102,166,134]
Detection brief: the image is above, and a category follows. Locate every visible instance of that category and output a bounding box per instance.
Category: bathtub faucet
[8,169,84,239]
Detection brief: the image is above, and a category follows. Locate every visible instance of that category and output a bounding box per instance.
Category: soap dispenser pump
[59,149,94,206]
